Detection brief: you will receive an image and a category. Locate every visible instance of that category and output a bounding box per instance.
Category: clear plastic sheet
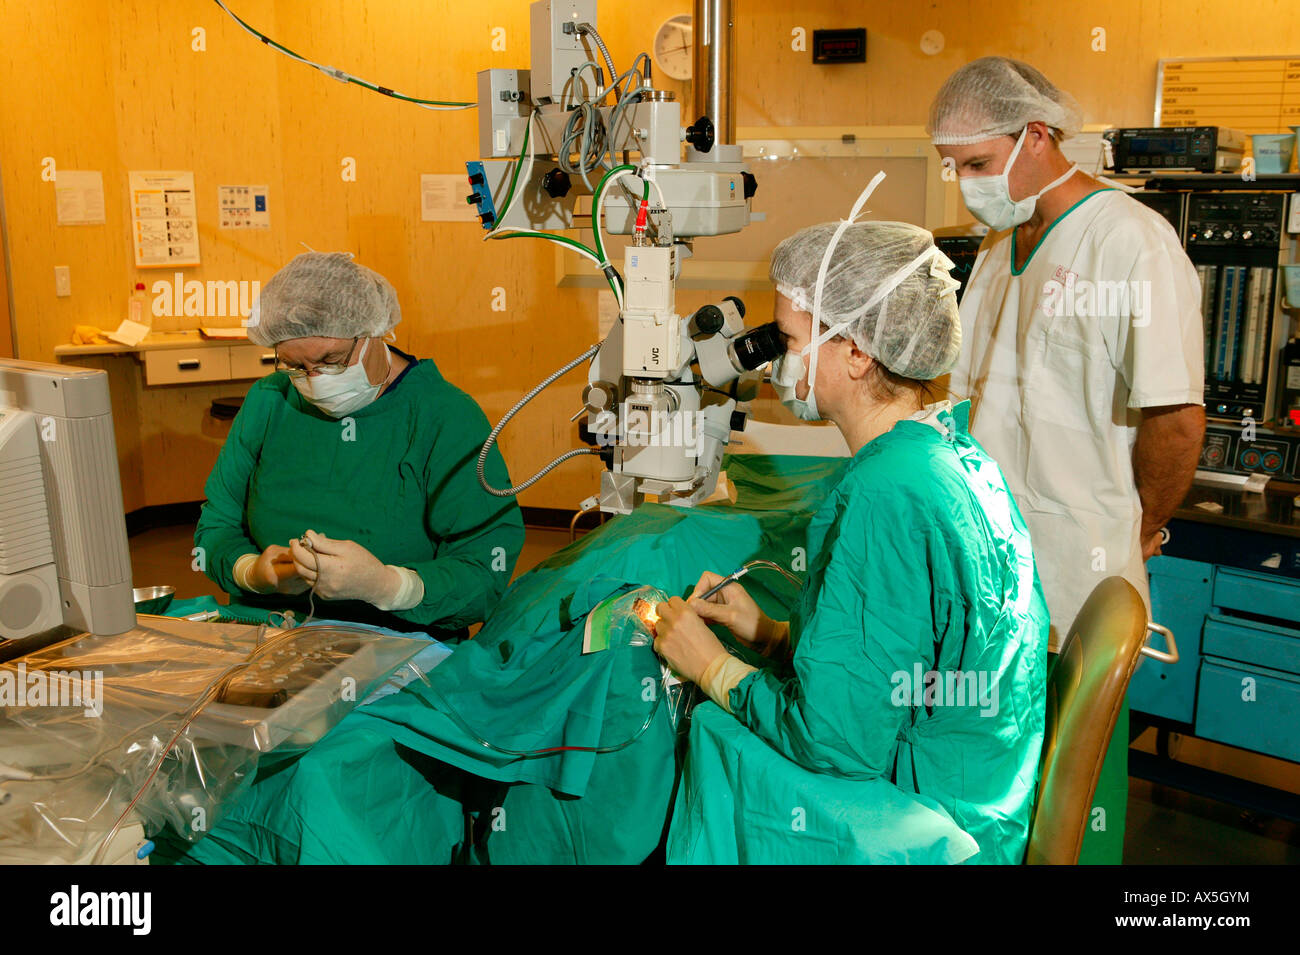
[582,585,666,654]
[0,615,430,863]
[590,585,695,731]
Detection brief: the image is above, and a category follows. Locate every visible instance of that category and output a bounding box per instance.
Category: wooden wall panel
[0,1,287,353]
[0,173,11,359]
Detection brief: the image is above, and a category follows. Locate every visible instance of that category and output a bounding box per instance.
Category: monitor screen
[0,360,134,640]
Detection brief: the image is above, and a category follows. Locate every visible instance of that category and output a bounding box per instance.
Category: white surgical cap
[928,56,1083,146]
[769,219,962,381]
[247,252,400,346]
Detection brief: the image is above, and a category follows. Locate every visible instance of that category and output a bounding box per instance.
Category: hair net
[928,56,1083,146]
[246,252,400,346]
[769,219,961,381]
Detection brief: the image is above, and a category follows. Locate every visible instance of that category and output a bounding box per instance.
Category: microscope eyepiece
[728,321,784,372]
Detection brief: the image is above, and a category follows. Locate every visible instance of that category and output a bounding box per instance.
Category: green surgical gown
[668,401,1049,864]
[194,356,525,639]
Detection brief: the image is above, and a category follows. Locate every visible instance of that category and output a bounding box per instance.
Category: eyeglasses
[274,337,361,378]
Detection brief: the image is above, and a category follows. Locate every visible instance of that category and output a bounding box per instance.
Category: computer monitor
[0,359,134,640]
[932,224,989,306]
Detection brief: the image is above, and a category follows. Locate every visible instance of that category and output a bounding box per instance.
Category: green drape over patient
[154,457,838,864]
[159,419,1045,864]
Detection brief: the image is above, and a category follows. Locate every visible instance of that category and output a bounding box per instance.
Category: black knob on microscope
[542,169,572,199]
[686,116,715,153]
[695,305,725,334]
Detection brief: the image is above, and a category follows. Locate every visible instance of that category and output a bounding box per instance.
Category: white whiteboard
[1156,56,1300,134]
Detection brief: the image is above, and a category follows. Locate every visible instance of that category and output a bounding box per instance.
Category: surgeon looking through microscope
[654,201,1050,865]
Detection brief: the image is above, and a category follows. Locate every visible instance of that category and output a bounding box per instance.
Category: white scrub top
[949,188,1204,648]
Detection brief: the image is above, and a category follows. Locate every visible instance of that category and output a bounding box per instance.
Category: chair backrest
[1026,576,1149,865]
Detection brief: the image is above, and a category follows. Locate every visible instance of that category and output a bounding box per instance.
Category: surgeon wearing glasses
[194,252,525,638]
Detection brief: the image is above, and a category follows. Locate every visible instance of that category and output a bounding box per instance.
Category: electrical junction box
[477,69,531,158]
[529,0,598,105]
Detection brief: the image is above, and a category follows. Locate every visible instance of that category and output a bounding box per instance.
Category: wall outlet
[54,265,71,297]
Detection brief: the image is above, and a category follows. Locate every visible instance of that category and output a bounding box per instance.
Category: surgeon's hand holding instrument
[291,531,422,616]
[257,544,311,596]
[292,532,388,600]
[630,559,802,675]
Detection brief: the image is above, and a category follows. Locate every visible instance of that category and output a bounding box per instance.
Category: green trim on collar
[1010,189,1113,276]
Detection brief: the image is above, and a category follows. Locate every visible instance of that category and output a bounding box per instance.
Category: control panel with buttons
[1185,191,1288,426]
[1186,193,1285,249]
[1199,425,1299,480]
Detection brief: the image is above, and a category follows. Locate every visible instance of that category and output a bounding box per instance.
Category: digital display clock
[812,29,866,64]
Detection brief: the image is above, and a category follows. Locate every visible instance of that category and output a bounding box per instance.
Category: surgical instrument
[696,559,803,603]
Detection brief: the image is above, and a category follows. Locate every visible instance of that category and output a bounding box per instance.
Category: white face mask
[770,350,820,421]
[291,337,388,417]
[958,128,1079,232]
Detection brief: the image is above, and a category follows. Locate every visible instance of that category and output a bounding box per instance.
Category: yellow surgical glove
[72,325,107,345]
[698,651,758,713]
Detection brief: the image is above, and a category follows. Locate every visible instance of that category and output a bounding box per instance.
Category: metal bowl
[132,586,175,615]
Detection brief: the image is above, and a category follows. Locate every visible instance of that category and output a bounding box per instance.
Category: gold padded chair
[1026,576,1178,865]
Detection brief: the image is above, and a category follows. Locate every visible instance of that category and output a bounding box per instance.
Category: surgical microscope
[470,0,784,516]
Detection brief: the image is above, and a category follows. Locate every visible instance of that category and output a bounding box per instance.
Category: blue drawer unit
[1203,614,1300,674]
[1212,568,1300,622]
[1195,659,1300,763]
[1130,555,1211,723]
[1126,444,1300,808]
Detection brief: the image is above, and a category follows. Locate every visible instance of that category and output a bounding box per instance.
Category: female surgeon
[194,252,525,640]
[654,195,1050,864]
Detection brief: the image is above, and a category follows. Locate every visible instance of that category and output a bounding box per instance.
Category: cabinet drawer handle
[1141,621,1179,665]
[177,358,201,370]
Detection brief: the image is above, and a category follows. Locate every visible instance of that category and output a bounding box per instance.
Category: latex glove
[697,652,758,713]
[72,324,107,345]
[246,544,310,595]
[653,596,727,685]
[289,530,402,606]
[688,572,789,658]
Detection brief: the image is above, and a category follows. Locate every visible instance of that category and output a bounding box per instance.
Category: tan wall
[0,192,11,359]
[1,0,1298,510]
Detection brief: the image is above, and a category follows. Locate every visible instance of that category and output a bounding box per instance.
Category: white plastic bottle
[128,282,149,328]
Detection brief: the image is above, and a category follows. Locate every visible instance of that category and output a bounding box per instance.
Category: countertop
[53,329,260,357]
[1173,477,1300,539]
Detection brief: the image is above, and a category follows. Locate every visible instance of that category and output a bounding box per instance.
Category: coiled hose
[477,344,602,497]
[576,22,619,103]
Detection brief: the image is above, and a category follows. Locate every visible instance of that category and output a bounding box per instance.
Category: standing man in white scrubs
[928,57,1206,863]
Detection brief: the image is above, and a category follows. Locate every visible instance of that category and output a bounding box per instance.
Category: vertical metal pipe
[692,0,734,144]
